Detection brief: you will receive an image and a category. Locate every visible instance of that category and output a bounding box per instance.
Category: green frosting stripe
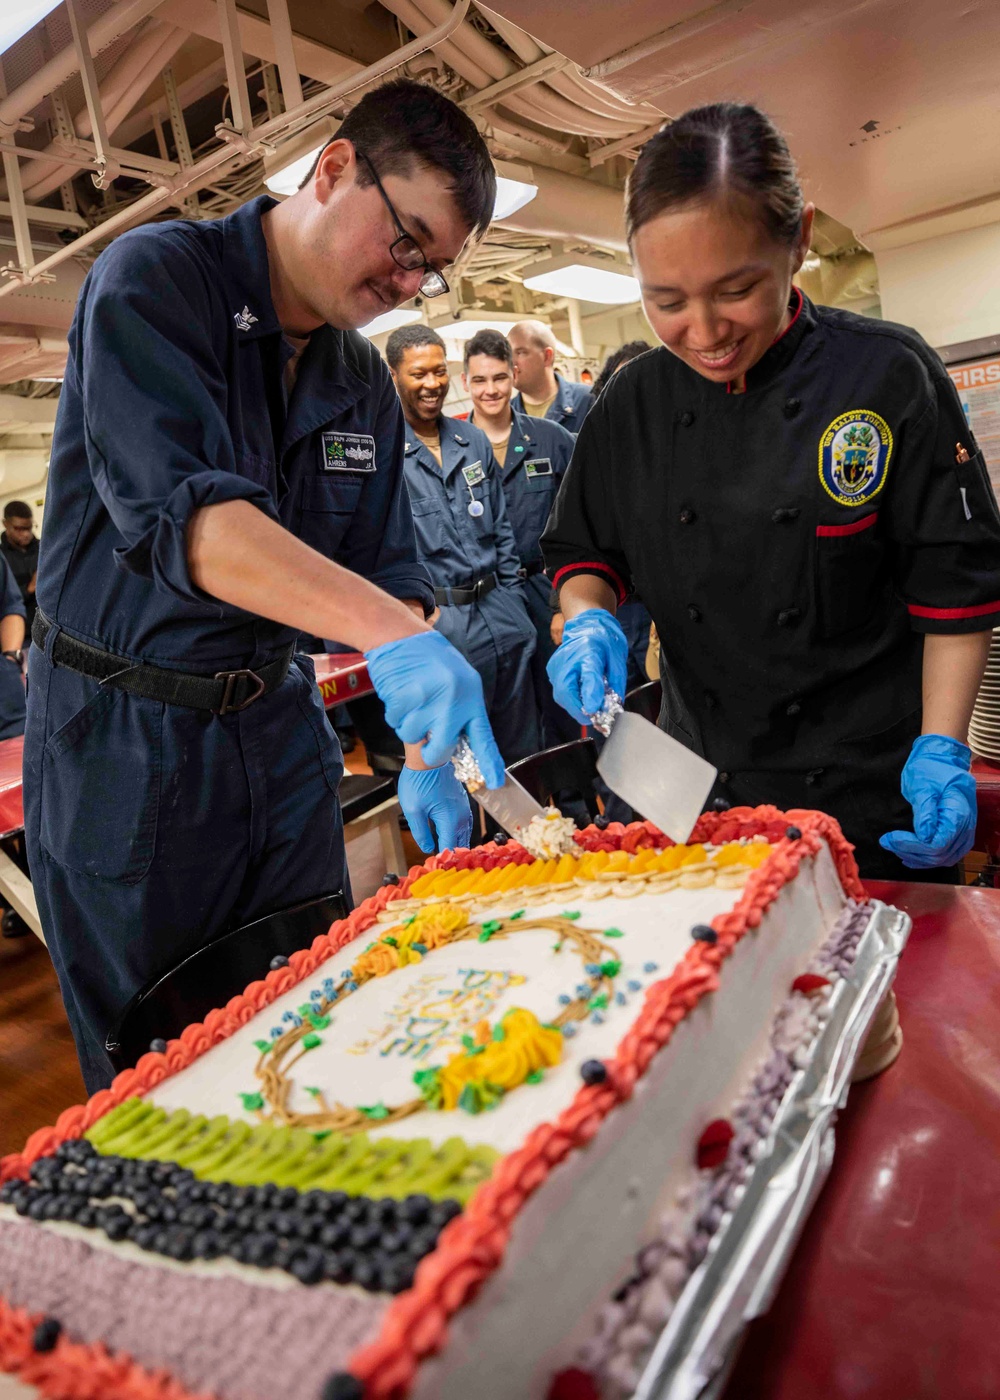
[85,1099,498,1205]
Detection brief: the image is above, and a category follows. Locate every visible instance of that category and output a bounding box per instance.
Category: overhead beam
[216,0,254,137]
[588,121,662,167]
[64,0,118,189]
[265,0,304,111]
[462,52,570,112]
[0,62,33,275]
[0,201,87,231]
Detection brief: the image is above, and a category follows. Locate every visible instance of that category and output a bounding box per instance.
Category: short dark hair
[303,79,496,238]
[592,340,651,398]
[463,329,512,371]
[385,323,446,371]
[3,500,31,520]
[626,103,804,247]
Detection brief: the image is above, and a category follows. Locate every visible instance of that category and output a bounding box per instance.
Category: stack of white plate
[968,628,1000,761]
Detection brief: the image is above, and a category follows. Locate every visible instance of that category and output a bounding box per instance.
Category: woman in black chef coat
[542,103,1000,880]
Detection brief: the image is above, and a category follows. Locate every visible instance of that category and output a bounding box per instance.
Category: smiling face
[463,353,513,423]
[631,196,813,383]
[293,142,472,331]
[392,342,451,427]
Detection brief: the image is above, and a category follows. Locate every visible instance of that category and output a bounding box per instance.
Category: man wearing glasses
[25,79,505,1092]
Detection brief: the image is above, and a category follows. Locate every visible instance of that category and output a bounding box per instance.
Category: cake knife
[592,691,718,844]
[451,736,547,836]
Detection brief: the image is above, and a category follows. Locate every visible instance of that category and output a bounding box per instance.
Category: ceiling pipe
[0,0,476,297]
[0,0,166,139]
[495,164,627,251]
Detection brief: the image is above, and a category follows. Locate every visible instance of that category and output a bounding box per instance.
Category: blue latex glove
[546,607,630,725]
[879,733,977,868]
[365,631,504,788]
[397,764,473,854]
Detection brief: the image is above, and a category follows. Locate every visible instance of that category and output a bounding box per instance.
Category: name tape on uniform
[525,457,553,478]
[322,432,377,473]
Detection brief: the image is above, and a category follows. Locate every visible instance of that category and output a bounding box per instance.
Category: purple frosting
[578,899,874,1397]
[0,1214,388,1400]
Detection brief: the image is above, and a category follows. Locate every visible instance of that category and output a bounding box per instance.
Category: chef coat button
[704,692,718,710]
[805,767,825,787]
[771,507,800,524]
[679,410,695,426]
[783,397,802,418]
[687,605,701,622]
[776,607,802,627]
[718,771,730,783]
[786,699,802,717]
[679,508,696,525]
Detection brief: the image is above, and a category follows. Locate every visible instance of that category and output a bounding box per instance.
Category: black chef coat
[541,292,1000,875]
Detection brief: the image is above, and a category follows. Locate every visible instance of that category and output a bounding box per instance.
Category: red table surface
[0,733,23,838]
[723,879,1000,1400]
[973,756,1000,857]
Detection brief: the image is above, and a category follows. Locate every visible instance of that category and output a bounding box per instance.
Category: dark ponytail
[625,103,803,247]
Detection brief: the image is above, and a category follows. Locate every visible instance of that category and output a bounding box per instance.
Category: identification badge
[524,457,553,478]
[462,461,485,487]
[321,432,376,473]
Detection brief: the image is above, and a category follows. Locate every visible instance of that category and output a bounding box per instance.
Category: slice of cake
[0,806,888,1400]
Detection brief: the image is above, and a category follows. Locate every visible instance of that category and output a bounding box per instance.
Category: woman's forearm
[921,630,992,741]
[557,574,618,621]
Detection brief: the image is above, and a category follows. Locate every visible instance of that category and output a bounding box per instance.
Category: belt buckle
[474,577,486,601]
[215,667,266,715]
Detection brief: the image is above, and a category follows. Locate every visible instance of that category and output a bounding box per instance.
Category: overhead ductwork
[495,164,627,251]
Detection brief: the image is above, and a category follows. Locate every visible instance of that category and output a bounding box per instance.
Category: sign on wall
[948,356,1000,500]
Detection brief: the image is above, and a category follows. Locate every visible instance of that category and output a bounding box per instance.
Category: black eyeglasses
[356,151,449,299]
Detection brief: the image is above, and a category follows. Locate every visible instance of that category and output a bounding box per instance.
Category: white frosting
[515,810,579,859]
[149,882,750,1155]
[411,845,846,1400]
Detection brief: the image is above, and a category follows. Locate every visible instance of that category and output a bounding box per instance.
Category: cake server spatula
[592,691,718,844]
[451,736,547,836]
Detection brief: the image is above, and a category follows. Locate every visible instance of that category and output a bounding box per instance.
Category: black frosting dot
[321,1374,364,1400]
[381,872,400,886]
[711,796,731,812]
[594,814,610,830]
[785,825,803,841]
[492,832,508,846]
[691,924,718,944]
[269,954,290,970]
[32,1318,62,1353]
[149,1037,168,1054]
[580,1059,608,1086]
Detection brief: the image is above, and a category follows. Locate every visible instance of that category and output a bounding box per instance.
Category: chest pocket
[410,495,451,559]
[297,474,363,557]
[814,514,888,640]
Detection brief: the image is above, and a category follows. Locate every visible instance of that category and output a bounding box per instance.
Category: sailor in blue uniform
[509,320,593,437]
[24,81,505,1092]
[462,328,577,745]
[0,554,26,740]
[386,325,540,767]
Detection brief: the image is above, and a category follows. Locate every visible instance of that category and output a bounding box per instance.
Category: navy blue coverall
[0,554,26,740]
[25,195,432,1090]
[487,408,576,745]
[403,414,539,765]
[512,372,593,438]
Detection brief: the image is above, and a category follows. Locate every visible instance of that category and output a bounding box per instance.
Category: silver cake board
[634,900,912,1400]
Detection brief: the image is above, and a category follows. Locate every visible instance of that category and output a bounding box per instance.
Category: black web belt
[32,613,293,716]
[433,573,499,607]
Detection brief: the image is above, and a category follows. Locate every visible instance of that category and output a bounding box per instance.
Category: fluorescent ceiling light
[1,0,59,54]
[429,311,524,340]
[493,160,538,222]
[263,118,339,197]
[358,308,422,338]
[523,254,640,305]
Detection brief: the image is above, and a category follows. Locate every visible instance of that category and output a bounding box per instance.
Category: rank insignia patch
[819,410,893,507]
[321,432,376,472]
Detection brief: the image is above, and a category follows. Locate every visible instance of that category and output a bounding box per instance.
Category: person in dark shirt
[0,500,39,633]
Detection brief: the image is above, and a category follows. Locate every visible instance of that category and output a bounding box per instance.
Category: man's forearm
[922,630,992,741]
[187,500,427,653]
[0,614,24,652]
[557,573,618,621]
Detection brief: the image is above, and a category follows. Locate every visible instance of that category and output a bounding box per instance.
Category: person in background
[1,500,39,634]
[387,324,540,769]
[0,552,26,739]
[462,329,577,746]
[509,320,593,437]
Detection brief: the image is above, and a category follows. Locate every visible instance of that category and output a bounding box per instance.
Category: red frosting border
[0,807,863,1400]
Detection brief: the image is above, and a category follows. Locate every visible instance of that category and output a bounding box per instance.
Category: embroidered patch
[321,432,376,473]
[462,461,485,487]
[525,457,553,478]
[819,410,893,507]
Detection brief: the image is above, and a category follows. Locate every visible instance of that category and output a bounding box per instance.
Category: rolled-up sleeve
[333,362,433,614]
[540,392,631,606]
[883,363,1000,634]
[78,230,278,608]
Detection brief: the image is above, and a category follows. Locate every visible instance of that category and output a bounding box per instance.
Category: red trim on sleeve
[907,599,1000,620]
[551,561,628,606]
[816,511,878,538]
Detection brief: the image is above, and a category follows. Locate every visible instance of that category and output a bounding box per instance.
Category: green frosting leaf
[239,1092,264,1112]
[359,1103,390,1120]
[253,1040,271,1054]
[525,1069,544,1085]
[600,959,622,979]
[302,1032,322,1051]
[307,1013,331,1030]
[603,926,624,939]
[559,910,582,920]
